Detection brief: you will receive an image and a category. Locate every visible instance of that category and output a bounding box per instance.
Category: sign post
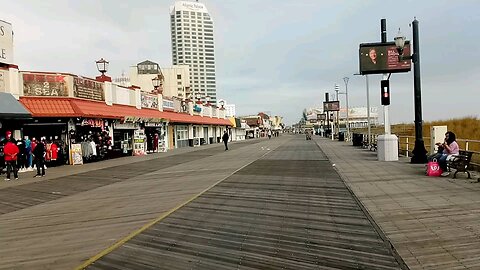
[323,101,340,140]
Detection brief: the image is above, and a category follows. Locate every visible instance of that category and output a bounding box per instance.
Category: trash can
[338,132,345,141]
[352,133,363,146]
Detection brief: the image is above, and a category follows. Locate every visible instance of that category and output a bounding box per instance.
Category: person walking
[222,130,229,151]
[268,130,272,139]
[33,138,46,178]
[4,131,19,181]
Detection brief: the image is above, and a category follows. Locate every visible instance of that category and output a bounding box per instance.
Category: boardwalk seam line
[74,139,283,270]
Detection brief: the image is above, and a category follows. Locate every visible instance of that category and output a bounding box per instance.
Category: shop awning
[0,93,32,119]
[19,97,63,117]
[20,97,232,126]
[162,111,232,126]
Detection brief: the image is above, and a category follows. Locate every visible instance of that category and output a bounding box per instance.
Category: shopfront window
[176,125,188,140]
[175,125,189,148]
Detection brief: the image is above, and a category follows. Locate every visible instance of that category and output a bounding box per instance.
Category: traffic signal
[381,80,390,105]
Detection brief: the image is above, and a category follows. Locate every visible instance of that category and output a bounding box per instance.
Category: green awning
[0,92,32,119]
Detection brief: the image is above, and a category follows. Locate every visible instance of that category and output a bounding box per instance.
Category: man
[368,48,378,65]
[33,138,46,177]
[4,131,19,181]
[222,130,229,151]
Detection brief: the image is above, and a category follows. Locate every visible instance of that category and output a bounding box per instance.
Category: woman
[435,131,459,177]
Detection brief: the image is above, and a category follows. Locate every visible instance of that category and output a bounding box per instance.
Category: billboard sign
[323,101,340,112]
[141,93,159,109]
[317,113,326,121]
[74,76,104,101]
[359,41,411,75]
[23,72,69,97]
[0,20,13,64]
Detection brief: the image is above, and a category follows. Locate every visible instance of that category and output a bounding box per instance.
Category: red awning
[20,97,78,117]
[20,97,231,126]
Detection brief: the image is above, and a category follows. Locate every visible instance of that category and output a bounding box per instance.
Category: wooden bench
[370,141,377,152]
[448,150,473,179]
[361,140,377,152]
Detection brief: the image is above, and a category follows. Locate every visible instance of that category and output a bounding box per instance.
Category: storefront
[112,121,139,157]
[73,118,112,163]
[0,93,32,140]
[0,92,32,172]
[175,125,189,148]
[22,118,70,166]
[144,122,168,153]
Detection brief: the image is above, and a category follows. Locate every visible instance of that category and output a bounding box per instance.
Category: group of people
[429,131,460,177]
[1,131,47,181]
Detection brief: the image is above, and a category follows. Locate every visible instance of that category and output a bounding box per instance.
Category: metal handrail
[387,134,480,167]
[353,132,480,168]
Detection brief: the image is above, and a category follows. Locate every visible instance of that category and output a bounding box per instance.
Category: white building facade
[170,1,217,103]
[161,65,191,99]
[116,61,191,100]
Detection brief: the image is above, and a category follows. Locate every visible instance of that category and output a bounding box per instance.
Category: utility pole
[343,77,350,141]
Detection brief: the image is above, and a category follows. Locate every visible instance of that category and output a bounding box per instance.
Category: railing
[397,136,480,167]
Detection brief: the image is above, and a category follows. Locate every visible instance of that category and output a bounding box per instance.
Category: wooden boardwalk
[4,135,478,269]
[317,138,480,270]
[84,139,405,270]
[0,139,262,270]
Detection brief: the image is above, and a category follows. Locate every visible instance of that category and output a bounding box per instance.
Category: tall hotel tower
[170,1,217,103]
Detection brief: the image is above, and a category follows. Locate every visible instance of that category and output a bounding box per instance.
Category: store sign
[23,73,69,97]
[193,104,202,113]
[114,122,139,130]
[74,76,104,101]
[81,118,105,130]
[141,93,159,109]
[0,20,13,64]
[124,116,164,123]
[145,122,164,127]
[0,70,6,92]
[162,99,174,110]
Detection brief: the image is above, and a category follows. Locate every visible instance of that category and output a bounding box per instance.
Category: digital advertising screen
[359,41,411,75]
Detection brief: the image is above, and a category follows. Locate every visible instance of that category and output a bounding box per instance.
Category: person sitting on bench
[432,131,459,177]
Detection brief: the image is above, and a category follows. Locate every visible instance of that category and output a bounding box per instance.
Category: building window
[177,74,181,79]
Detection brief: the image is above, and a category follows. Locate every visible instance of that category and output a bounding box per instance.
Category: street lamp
[95,58,109,75]
[95,58,111,82]
[219,100,225,108]
[334,84,340,136]
[340,77,351,141]
[353,73,371,145]
[152,76,162,94]
[395,19,428,164]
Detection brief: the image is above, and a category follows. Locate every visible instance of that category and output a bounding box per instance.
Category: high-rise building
[170,1,216,103]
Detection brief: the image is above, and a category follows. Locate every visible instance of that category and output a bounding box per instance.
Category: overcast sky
[2,0,479,125]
